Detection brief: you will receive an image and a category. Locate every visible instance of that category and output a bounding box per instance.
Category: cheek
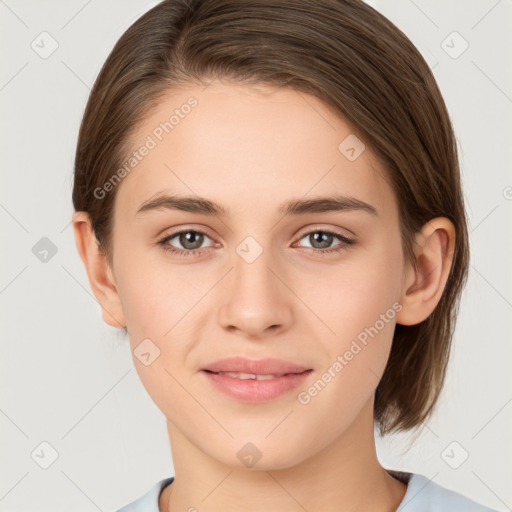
[291,235,404,407]
[112,253,203,391]
[292,271,401,447]
[114,248,195,337]
[296,241,404,340]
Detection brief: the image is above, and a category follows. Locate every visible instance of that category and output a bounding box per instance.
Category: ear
[395,217,456,326]
[72,211,126,329]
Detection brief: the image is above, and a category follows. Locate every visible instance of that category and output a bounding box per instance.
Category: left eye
[296,230,353,251]
[158,228,354,256]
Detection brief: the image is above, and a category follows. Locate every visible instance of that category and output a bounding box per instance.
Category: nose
[217,244,294,339]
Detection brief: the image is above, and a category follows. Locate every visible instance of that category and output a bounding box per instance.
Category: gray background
[1,0,511,510]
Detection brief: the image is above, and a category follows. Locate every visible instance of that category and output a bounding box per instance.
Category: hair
[72,0,469,436]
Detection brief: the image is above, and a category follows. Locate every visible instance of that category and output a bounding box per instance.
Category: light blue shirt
[115,470,499,511]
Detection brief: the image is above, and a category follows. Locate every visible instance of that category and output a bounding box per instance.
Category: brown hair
[72,0,469,435]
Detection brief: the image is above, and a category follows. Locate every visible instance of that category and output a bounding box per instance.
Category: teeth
[218,371,279,380]
[255,374,276,380]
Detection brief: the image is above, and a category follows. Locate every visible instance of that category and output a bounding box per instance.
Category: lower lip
[202,370,313,403]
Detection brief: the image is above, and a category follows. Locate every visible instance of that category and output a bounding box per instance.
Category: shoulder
[112,472,499,512]
[395,471,499,512]
[113,476,174,512]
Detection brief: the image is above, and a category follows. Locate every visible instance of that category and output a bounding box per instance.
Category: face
[108,80,407,469]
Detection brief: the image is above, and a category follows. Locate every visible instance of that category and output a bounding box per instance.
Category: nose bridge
[234,237,274,295]
[217,234,293,335]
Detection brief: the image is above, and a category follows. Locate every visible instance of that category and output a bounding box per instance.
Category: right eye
[158,228,216,257]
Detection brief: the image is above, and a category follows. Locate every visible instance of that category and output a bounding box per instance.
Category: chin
[210,438,308,472]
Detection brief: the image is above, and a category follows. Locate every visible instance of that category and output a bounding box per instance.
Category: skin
[73,80,455,512]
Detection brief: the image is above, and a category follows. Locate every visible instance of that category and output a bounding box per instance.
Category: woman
[71,1,498,510]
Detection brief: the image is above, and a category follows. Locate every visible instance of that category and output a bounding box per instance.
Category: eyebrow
[136,193,378,218]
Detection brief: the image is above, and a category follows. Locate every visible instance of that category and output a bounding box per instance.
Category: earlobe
[395,218,455,326]
[71,211,126,329]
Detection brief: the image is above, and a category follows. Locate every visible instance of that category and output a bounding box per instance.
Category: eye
[294,228,354,254]
[157,226,355,258]
[158,228,216,257]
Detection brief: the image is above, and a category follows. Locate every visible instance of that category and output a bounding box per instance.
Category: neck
[159,400,407,512]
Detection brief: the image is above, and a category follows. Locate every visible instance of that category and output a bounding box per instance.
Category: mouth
[203,370,307,380]
[200,357,313,403]
[201,356,310,375]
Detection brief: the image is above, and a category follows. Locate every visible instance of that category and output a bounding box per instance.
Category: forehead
[114,80,395,221]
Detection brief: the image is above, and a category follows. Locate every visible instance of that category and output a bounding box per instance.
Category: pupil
[312,232,332,249]
[181,232,203,249]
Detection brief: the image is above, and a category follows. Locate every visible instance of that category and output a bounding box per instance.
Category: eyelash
[157,227,355,258]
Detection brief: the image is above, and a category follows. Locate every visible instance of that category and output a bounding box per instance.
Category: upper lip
[202,357,310,376]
